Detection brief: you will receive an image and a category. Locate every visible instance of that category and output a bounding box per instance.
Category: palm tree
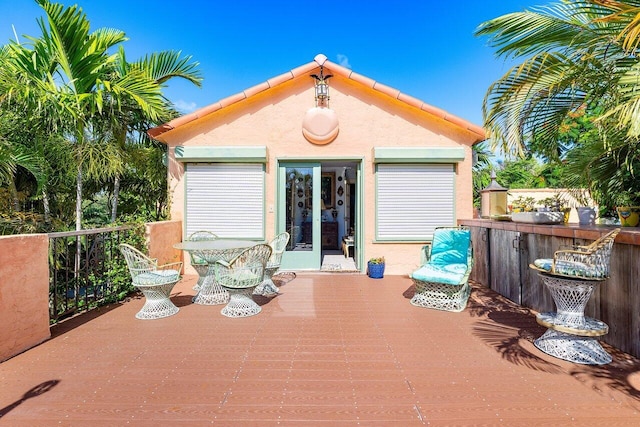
[475,0,640,206]
[107,48,201,222]
[471,142,494,209]
[5,0,169,231]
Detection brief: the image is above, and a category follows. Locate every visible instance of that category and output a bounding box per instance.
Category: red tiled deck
[1,274,639,426]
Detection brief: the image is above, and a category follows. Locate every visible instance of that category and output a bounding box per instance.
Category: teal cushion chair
[410,226,473,312]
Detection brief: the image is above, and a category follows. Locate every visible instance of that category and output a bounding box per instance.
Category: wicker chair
[119,244,183,320]
[254,232,290,297]
[214,244,272,317]
[187,231,219,291]
[530,228,620,280]
[529,228,620,364]
[410,226,473,312]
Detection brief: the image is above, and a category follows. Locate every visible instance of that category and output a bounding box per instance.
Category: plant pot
[367,262,385,279]
[562,207,571,224]
[617,206,640,227]
[577,206,596,225]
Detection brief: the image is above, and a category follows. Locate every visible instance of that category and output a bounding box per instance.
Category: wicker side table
[534,273,611,365]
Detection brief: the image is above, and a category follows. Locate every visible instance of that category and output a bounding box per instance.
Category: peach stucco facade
[150,55,485,275]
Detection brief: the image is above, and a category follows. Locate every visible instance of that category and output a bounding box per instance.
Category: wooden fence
[460,219,640,359]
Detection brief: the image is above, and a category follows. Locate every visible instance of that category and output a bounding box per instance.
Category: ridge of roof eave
[148,54,487,144]
[320,58,486,144]
[146,60,317,141]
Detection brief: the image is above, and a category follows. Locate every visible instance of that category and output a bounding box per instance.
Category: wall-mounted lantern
[310,65,332,107]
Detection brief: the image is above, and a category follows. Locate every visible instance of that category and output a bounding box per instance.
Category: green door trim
[277,162,322,270]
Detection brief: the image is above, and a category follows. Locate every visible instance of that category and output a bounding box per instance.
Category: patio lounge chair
[410,226,473,312]
[214,243,272,317]
[187,231,218,291]
[254,232,290,297]
[119,243,183,320]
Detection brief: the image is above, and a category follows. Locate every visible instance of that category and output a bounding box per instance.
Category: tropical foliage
[476,0,640,208]
[0,0,201,234]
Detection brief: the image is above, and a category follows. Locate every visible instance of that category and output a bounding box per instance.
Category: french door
[278,163,322,270]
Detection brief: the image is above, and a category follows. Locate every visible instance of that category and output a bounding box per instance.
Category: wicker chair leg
[410,280,471,312]
[135,281,179,320]
[192,270,229,305]
[192,263,209,291]
[221,287,261,317]
[254,266,279,297]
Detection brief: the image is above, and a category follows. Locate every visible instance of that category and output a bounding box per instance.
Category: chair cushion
[533,258,601,278]
[430,229,470,266]
[219,270,260,289]
[411,263,468,285]
[134,270,180,286]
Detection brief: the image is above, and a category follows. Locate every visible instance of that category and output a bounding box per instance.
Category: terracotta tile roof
[148,53,487,142]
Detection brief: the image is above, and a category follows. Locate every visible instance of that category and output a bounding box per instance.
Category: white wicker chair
[187,231,218,291]
[410,226,473,312]
[530,228,620,280]
[214,244,272,317]
[254,232,290,297]
[119,243,182,320]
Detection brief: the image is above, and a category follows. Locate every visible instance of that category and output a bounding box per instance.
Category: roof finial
[314,54,328,66]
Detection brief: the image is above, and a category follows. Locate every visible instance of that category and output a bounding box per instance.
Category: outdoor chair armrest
[214,259,232,269]
[420,242,433,265]
[557,244,592,252]
[553,248,597,263]
[156,261,183,272]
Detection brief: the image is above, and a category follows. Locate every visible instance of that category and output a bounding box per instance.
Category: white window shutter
[185,164,264,239]
[377,164,455,240]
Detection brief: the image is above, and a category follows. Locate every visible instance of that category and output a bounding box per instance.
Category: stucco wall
[0,234,50,361]
[160,74,479,275]
[146,220,183,270]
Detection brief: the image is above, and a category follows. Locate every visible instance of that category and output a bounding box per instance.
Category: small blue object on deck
[367,262,385,279]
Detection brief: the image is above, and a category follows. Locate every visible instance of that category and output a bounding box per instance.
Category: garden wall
[145,220,183,270]
[0,221,184,362]
[0,233,50,362]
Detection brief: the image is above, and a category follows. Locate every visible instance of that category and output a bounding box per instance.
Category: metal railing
[48,225,142,324]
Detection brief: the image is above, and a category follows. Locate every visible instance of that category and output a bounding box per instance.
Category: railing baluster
[48,225,137,324]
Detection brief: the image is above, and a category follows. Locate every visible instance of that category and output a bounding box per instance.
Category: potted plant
[510,196,535,213]
[367,257,385,279]
[567,189,597,225]
[615,191,640,227]
[540,194,571,223]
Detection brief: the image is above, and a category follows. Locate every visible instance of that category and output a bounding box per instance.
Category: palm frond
[133,50,202,87]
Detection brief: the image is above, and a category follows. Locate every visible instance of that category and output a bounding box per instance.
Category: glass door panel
[279,163,321,270]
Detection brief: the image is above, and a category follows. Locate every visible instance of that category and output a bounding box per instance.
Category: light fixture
[310,65,332,107]
[480,170,508,218]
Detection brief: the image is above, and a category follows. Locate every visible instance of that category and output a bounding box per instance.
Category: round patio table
[173,239,258,305]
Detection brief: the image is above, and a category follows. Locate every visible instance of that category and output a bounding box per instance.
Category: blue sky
[0,0,541,127]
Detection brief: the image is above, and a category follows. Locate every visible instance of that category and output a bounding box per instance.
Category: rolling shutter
[377,164,455,240]
[185,164,264,239]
